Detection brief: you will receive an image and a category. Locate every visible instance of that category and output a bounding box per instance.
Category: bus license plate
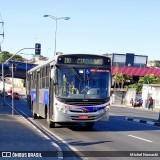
[79,115,88,119]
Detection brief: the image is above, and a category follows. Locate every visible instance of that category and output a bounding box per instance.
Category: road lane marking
[147,121,155,125]
[133,119,140,122]
[51,142,63,160]
[43,135,51,140]
[128,135,153,143]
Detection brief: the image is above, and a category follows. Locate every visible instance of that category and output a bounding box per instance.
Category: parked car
[10,92,20,99]
[0,91,8,97]
[7,89,12,96]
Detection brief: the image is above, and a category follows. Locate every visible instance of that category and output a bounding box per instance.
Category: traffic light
[35,43,41,55]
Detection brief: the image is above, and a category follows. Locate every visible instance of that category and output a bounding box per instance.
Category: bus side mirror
[51,68,58,85]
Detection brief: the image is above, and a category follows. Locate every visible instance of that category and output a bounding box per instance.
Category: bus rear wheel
[85,122,94,129]
[33,112,38,119]
[48,121,55,128]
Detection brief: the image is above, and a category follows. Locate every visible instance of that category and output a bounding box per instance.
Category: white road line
[115,116,160,129]
[51,142,63,160]
[133,119,140,122]
[39,123,80,152]
[15,107,29,117]
[109,113,117,116]
[128,135,153,143]
[43,135,51,140]
[147,121,155,125]
[36,129,43,134]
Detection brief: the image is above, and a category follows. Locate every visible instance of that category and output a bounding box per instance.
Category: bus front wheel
[85,122,94,129]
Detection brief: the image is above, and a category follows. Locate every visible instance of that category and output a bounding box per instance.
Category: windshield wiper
[70,67,82,82]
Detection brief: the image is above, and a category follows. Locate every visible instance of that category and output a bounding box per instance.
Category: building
[147,60,156,67]
[103,53,160,77]
[104,53,148,68]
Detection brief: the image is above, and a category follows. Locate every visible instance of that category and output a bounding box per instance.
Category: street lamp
[43,15,70,56]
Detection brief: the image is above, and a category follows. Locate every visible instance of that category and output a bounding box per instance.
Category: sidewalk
[111,103,160,112]
[0,98,58,159]
[111,103,160,127]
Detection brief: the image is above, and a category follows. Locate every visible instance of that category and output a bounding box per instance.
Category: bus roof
[28,53,110,73]
[28,57,56,73]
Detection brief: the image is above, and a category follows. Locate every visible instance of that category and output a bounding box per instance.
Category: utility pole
[9,63,16,115]
[0,16,5,105]
[0,19,4,52]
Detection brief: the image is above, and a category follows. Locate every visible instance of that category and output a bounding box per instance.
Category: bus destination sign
[58,57,104,65]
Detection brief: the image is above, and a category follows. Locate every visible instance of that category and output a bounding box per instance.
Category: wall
[142,84,160,108]
[111,88,136,105]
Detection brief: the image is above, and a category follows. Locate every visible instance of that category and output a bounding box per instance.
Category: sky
[0,0,160,60]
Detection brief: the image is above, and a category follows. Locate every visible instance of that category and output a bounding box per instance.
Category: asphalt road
[6,98,160,160]
[110,105,159,120]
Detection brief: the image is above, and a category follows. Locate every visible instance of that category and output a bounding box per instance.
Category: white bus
[27,54,111,128]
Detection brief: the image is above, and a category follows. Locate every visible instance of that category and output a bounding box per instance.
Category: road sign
[35,43,41,55]
[9,64,16,72]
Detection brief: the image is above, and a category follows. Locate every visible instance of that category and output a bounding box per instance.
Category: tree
[113,66,120,89]
[155,76,160,84]
[124,83,142,93]
[0,51,23,63]
[155,60,160,67]
[113,74,121,89]
[113,72,133,89]
[121,73,133,88]
[138,74,156,84]
[125,74,157,93]
[0,51,11,63]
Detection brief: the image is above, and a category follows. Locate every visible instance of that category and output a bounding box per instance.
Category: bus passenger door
[49,67,56,121]
[36,71,40,114]
[49,78,54,120]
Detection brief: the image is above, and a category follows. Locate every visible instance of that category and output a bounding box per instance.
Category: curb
[126,117,160,127]
[111,104,160,112]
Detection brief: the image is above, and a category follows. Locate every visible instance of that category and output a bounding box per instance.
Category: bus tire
[49,121,55,128]
[33,112,38,119]
[85,122,94,129]
[45,106,48,119]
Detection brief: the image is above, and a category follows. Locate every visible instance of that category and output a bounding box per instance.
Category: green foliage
[116,73,160,93]
[124,83,142,93]
[12,55,23,62]
[155,60,160,67]
[0,51,23,63]
[113,73,123,88]
[113,72,133,89]
[138,74,156,84]
[0,51,11,63]
[155,76,160,84]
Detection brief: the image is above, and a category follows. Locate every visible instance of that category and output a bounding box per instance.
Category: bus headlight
[98,109,104,114]
[63,108,68,113]
[106,105,110,111]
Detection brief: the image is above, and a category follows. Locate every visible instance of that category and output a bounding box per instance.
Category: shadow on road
[68,115,160,132]
[68,140,113,146]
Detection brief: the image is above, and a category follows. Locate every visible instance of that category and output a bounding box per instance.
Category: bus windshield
[56,67,110,99]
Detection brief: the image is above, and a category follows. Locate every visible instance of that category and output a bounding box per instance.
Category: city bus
[27,53,111,128]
